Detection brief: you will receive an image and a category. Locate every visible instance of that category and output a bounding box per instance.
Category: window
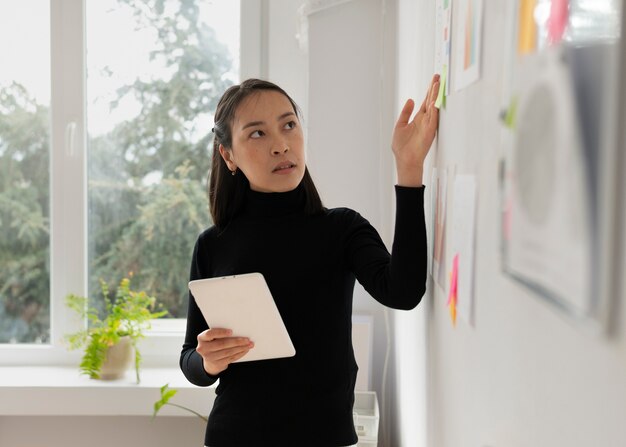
[0,0,258,364]
[86,0,239,320]
[0,1,51,344]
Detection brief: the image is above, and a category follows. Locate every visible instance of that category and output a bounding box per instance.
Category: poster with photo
[454,0,483,91]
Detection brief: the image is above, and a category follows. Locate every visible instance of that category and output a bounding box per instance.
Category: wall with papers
[391,1,626,446]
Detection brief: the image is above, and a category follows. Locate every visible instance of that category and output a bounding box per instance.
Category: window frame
[0,0,263,367]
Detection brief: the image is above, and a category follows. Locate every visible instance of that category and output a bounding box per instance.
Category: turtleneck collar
[241,182,307,218]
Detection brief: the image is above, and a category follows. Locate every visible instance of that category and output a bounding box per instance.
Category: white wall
[389,0,434,444]
[0,416,205,447]
[304,0,398,422]
[391,1,626,447]
[265,0,309,124]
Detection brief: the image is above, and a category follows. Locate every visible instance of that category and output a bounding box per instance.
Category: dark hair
[209,78,323,228]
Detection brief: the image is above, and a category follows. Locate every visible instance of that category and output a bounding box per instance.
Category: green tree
[0,0,234,343]
[0,82,50,342]
[91,161,211,317]
[88,0,233,316]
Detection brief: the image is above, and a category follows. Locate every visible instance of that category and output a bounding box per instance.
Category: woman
[181,76,440,447]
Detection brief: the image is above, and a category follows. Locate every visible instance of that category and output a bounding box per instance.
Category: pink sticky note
[447,254,459,326]
[503,197,512,241]
[548,0,569,44]
[447,254,459,305]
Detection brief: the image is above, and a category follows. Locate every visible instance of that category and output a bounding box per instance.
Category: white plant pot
[99,335,133,380]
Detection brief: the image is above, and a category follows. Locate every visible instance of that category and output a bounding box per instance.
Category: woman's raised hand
[391,74,440,186]
[196,328,254,376]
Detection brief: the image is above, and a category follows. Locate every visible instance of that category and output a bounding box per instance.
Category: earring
[231,169,236,176]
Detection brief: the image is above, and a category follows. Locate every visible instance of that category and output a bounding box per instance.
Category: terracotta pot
[99,335,133,380]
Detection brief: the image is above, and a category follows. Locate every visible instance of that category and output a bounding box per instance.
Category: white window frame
[0,0,264,367]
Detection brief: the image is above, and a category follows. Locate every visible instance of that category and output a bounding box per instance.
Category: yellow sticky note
[435,66,447,109]
[504,96,518,129]
[518,0,537,55]
[449,301,457,326]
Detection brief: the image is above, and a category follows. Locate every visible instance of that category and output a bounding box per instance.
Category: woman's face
[219,90,306,193]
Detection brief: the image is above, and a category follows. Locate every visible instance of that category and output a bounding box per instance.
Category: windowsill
[0,366,215,417]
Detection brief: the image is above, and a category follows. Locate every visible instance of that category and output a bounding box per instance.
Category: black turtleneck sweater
[180,184,426,447]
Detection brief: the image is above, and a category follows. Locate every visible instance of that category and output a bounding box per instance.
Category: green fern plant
[65,277,167,383]
[153,383,207,422]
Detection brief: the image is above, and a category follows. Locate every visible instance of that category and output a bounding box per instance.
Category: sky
[0,0,50,104]
[0,0,240,136]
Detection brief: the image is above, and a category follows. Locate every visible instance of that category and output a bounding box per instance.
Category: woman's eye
[250,130,264,139]
[284,121,296,130]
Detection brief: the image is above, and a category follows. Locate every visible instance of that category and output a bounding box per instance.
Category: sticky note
[503,197,513,241]
[435,66,447,109]
[450,253,459,304]
[548,0,569,44]
[504,96,518,129]
[449,298,457,326]
[518,0,537,55]
[447,253,459,326]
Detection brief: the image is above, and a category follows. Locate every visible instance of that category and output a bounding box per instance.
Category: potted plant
[65,276,167,383]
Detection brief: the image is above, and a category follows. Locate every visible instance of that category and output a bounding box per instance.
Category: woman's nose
[271,146,289,155]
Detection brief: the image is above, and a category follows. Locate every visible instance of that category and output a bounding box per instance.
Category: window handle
[65,121,77,157]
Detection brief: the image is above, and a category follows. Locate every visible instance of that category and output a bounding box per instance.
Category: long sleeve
[179,237,219,387]
[176,185,425,446]
[345,185,427,310]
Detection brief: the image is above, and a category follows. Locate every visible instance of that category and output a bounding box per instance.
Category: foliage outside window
[0,0,239,344]
[0,2,51,344]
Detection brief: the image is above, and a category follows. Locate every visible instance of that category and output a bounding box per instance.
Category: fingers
[418,87,430,114]
[424,76,441,132]
[203,351,246,377]
[202,348,250,377]
[428,101,439,131]
[430,73,441,102]
[197,328,253,355]
[204,340,253,362]
[198,327,233,342]
[399,74,441,127]
[415,74,441,120]
[196,328,254,375]
[396,98,415,128]
[429,75,441,116]
[423,74,440,112]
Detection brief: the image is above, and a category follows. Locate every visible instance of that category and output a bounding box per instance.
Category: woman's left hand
[391,74,440,186]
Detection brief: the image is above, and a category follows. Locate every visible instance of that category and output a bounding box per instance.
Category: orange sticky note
[449,300,457,326]
[518,0,537,55]
[447,254,459,305]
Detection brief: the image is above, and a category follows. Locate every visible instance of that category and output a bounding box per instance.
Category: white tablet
[188,272,295,363]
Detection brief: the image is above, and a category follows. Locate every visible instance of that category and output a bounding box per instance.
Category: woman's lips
[272,162,296,173]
